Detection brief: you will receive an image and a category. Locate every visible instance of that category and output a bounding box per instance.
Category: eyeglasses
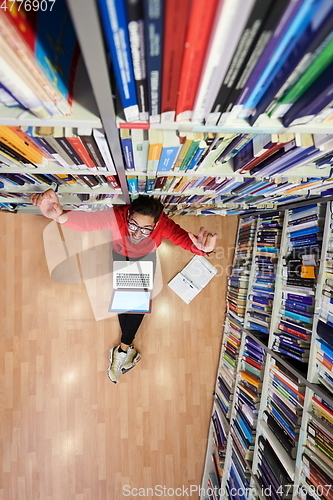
[128,221,154,236]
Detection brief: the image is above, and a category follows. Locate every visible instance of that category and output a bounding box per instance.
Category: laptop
[109,260,154,313]
[112,260,154,290]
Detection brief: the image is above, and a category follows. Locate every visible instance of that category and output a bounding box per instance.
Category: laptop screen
[109,290,151,313]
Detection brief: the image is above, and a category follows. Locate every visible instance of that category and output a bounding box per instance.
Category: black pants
[113,250,156,346]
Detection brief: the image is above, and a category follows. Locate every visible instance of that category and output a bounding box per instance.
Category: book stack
[211,406,228,485]
[246,211,284,337]
[96,0,333,128]
[0,126,122,204]
[297,394,333,500]
[272,204,326,365]
[226,336,265,498]
[264,358,304,460]
[0,0,79,118]
[227,216,257,322]
[316,226,333,393]
[255,432,294,500]
[219,316,242,421]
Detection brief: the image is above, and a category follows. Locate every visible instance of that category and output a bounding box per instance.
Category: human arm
[30,188,116,231]
[161,217,217,255]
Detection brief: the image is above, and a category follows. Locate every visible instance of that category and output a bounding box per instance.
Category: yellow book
[146,129,163,174]
[0,125,45,165]
[173,132,194,171]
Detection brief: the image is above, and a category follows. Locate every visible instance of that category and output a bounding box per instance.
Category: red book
[105,175,121,190]
[66,137,97,169]
[175,0,219,121]
[160,0,191,121]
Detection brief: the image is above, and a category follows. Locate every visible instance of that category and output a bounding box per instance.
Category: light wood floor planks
[0,211,238,500]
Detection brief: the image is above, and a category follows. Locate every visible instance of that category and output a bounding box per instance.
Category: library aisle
[0,211,237,500]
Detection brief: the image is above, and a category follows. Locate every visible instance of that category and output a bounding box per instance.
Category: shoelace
[113,351,127,371]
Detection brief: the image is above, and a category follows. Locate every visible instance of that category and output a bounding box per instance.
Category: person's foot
[107,346,127,383]
[122,345,141,373]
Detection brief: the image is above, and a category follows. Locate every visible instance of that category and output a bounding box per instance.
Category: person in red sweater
[31,189,217,383]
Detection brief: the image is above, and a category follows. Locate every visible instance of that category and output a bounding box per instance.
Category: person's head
[127,195,164,243]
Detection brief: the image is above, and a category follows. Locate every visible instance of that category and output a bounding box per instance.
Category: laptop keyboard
[116,273,151,289]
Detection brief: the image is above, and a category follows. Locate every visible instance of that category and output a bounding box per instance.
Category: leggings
[113,250,156,346]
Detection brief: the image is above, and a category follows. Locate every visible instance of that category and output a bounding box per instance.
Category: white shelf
[124,162,332,180]
[118,115,333,135]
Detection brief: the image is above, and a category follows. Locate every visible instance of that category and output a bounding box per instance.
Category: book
[167,255,217,304]
[98,0,139,122]
[125,0,149,121]
[160,0,191,122]
[143,0,163,122]
[175,0,219,121]
[156,130,180,172]
[206,0,275,125]
[236,0,327,118]
[192,0,256,123]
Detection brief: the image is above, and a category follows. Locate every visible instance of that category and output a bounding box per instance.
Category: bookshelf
[0,2,333,216]
[201,200,333,500]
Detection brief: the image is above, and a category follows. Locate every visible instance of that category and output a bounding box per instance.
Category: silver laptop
[112,260,154,290]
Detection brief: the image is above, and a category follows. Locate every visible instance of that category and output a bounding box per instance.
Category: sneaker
[122,345,141,373]
[107,346,127,383]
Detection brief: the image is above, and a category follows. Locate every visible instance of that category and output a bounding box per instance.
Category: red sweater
[62,205,206,258]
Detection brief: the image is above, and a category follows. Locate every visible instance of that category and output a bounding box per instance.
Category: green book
[269,38,333,118]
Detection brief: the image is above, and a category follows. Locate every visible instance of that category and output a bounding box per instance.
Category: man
[31,189,217,383]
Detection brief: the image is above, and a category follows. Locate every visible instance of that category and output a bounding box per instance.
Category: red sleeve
[161,217,206,255]
[62,208,118,232]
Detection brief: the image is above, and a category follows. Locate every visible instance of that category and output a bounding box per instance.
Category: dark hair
[130,195,164,223]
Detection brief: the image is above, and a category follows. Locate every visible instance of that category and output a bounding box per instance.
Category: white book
[131,129,149,173]
[92,128,116,174]
[168,255,217,304]
[192,0,255,123]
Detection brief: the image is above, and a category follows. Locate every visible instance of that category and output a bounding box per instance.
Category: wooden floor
[0,211,238,500]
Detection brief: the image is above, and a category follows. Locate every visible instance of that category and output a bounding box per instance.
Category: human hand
[30,189,63,219]
[188,227,217,253]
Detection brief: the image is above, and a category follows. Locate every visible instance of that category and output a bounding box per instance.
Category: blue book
[126,176,138,194]
[145,176,156,193]
[143,0,163,121]
[186,146,207,171]
[240,0,329,115]
[249,3,333,125]
[120,132,135,170]
[98,0,139,121]
[280,309,312,324]
[156,146,179,172]
[316,338,333,357]
[283,300,313,314]
[289,225,322,237]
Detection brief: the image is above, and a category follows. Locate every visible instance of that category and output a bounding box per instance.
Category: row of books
[0,125,118,174]
[264,358,305,462]
[272,203,325,365]
[0,0,79,118]
[126,174,225,195]
[245,211,283,336]
[120,129,333,177]
[0,172,121,191]
[296,393,333,500]
[0,201,116,214]
[98,0,333,127]
[226,336,265,498]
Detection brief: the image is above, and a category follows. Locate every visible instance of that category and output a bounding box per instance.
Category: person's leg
[107,313,145,383]
[108,250,156,383]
